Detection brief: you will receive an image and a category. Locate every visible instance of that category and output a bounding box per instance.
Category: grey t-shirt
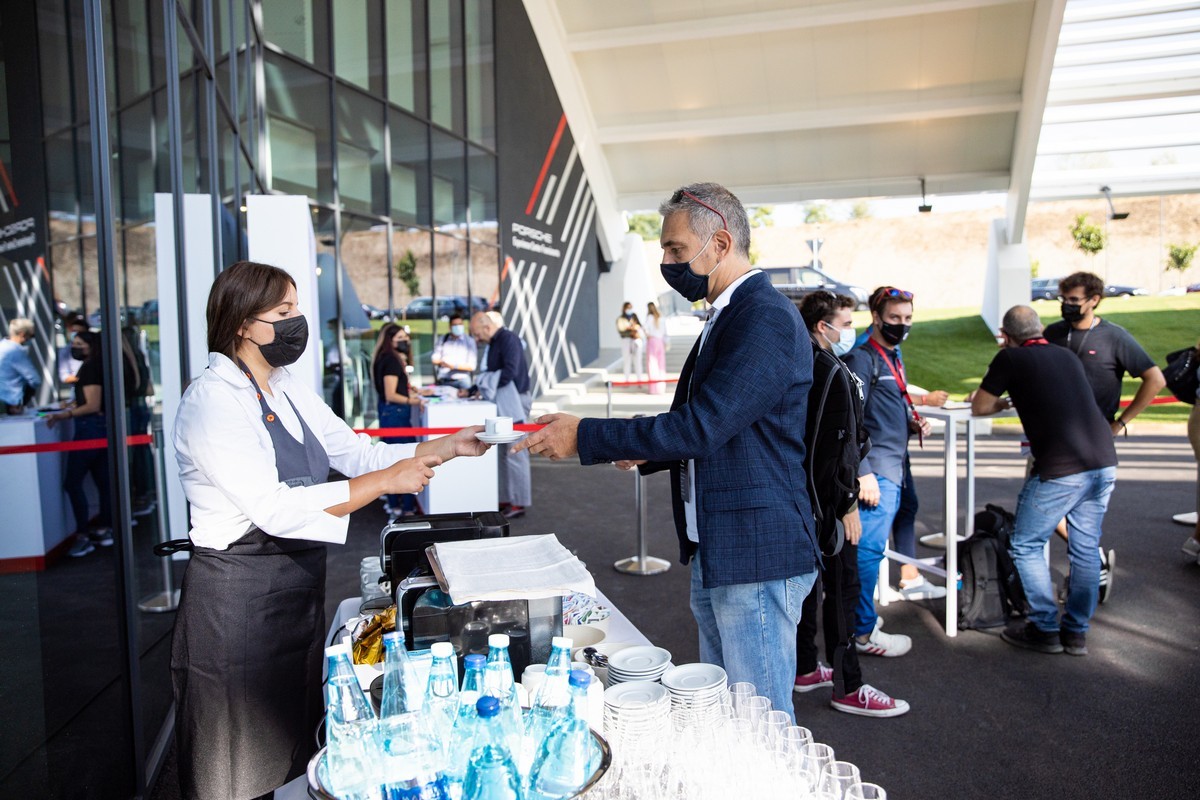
[1044,318,1155,421]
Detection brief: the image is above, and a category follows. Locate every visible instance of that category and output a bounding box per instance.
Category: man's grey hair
[1001,305,1043,343]
[8,318,34,338]
[658,182,752,259]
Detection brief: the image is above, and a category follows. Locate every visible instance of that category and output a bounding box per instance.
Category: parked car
[1187,283,1200,293]
[1034,277,1148,301]
[761,266,870,310]
[1030,277,1060,301]
[1103,283,1148,298]
[404,295,490,319]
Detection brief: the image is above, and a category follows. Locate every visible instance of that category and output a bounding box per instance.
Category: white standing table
[416,399,498,513]
[880,405,1016,637]
[0,412,71,570]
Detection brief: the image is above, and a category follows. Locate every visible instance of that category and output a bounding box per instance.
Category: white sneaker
[898,575,947,600]
[856,622,912,657]
[1183,537,1200,558]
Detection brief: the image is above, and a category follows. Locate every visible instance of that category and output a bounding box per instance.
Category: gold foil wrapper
[351,605,397,665]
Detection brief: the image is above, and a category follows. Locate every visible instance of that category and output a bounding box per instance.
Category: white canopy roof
[523,0,1199,254]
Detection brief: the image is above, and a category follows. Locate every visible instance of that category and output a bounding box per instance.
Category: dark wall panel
[495,0,599,393]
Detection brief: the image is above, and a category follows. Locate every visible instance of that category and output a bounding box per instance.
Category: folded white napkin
[432,534,596,603]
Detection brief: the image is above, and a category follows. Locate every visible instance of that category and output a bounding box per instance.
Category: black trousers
[795,541,863,696]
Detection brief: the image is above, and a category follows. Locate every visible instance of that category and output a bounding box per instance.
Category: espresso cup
[485,416,513,435]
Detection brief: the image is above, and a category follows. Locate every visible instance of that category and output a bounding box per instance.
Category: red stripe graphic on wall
[525,114,568,216]
[0,158,18,208]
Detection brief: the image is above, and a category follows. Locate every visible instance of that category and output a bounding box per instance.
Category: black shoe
[88,527,114,547]
[1001,622,1064,654]
[1061,629,1088,656]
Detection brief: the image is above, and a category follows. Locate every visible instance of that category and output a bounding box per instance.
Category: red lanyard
[1022,337,1048,347]
[869,339,923,447]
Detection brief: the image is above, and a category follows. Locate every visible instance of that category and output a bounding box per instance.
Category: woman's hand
[447,425,491,458]
[46,410,70,429]
[382,454,442,495]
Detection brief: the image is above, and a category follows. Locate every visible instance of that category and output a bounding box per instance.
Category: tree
[627,212,662,241]
[1069,214,1105,258]
[1030,258,1040,278]
[804,203,830,224]
[849,201,872,220]
[395,248,420,297]
[1166,243,1198,276]
[748,206,774,228]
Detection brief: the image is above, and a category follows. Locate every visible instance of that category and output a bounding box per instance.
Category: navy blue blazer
[577,272,817,588]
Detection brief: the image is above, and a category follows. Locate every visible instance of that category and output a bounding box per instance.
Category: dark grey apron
[170,366,331,800]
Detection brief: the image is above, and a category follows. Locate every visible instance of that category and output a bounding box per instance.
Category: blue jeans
[377,401,416,513]
[893,456,918,558]
[1011,466,1116,634]
[63,413,110,532]
[855,475,902,637]
[690,553,817,723]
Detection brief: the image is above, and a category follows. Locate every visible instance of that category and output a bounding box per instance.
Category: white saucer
[661,663,726,692]
[608,645,672,674]
[475,431,526,444]
[604,680,669,708]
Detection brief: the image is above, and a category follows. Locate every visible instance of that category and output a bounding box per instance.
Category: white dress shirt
[174,352,417,550]
[684,269,761,543]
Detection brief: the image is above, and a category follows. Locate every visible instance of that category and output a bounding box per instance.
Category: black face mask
[70,345,87,361]
[395,341,410,355]
[878,321,910,346]
[250,315,308,368]
[660,234,720,303]
[1060,302,1085,323]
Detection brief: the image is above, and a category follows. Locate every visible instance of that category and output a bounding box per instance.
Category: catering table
[417,399,499,513]
[878,404,1017,637]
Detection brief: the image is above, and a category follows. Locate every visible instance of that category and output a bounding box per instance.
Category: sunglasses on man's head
[877,287,914,301]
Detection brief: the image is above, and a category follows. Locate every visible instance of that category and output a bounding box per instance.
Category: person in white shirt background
[616,301,646,385]
[643,301,667,395]
[170,260,490,800]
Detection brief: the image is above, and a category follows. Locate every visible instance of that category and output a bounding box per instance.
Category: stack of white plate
[660,663,729,725]
[604,645,673,686]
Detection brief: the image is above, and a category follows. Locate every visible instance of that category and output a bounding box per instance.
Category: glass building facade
[0,1,510,795]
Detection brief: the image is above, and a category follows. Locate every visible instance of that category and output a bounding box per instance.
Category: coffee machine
[380,512,564,677]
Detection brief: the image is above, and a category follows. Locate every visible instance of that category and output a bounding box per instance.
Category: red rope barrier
[1118,395,1182,408]
[0,433,153,456]
[353,423,545,437]
[608,378,680,387]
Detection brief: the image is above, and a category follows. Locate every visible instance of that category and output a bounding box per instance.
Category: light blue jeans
[1011,466,1117,634]
[855,475,902,637]
[690,554,817,723]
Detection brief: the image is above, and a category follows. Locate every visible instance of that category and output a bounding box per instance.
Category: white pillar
[982,218,1032,333]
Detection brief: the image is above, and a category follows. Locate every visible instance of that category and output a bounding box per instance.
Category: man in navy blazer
[514,182,818,720]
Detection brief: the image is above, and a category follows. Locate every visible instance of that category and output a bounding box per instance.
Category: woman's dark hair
[206,261,296,360]
[373,322,405,367]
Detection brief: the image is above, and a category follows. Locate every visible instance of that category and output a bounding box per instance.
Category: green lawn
[853,295,1200,424]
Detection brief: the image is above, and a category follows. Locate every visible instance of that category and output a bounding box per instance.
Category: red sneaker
[830,684,910,718]
[793,663,834,693]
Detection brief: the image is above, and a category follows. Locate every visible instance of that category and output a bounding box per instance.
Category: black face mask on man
[1060,301,1086,323]
[250,315,309,367]
[660,233,721,303]
[878,321,911,346]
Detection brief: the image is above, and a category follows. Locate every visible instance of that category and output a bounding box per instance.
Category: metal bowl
[307,728,612,799]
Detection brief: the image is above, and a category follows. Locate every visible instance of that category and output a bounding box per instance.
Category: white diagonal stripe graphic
[546,145,578,225]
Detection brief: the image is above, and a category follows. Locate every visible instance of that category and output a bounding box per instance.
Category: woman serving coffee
[170,261,489,799]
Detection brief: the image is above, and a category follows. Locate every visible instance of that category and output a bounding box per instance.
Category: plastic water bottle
[521,637,573,775]
[445,654,488,798]
[526,671,597,800]
[381,631,423,715]
[324,645,381,800]
[462,696,524,800]
[378,633,447,799]
[425,641,460,741]
[483,634,523,752]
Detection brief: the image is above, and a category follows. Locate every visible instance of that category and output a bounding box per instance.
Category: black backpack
[1163,346,1198,405]
[958,504,1030,629]
[805,344,871,557]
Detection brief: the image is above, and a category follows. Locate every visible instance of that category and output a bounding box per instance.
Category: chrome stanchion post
[139,417,181,613]
[614,415,671,576]
[606,380,613,419]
